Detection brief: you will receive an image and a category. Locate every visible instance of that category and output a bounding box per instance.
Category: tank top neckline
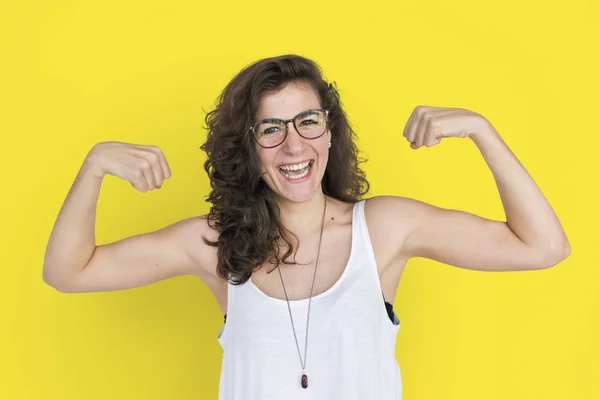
[246,200,360,305]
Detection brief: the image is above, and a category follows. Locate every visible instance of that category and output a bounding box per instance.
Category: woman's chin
[263,167,323,204]
[273,180,321,204]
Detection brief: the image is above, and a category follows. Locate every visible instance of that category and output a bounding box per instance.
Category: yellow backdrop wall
[1,1,598,399]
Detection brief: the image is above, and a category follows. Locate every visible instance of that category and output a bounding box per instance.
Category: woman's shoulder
[362,195,432,257]
[173,214,221,279]
[364,195,435,220]
[191,214,220,239]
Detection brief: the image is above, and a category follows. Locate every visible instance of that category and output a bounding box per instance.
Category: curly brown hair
[200,54,369,285]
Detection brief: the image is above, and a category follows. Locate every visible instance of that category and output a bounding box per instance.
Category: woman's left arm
[372,106,570,272]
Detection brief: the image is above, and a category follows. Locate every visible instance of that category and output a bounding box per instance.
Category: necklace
[277,196,327,389]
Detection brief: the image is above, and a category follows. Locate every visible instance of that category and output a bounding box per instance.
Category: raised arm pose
[43,54,570,400]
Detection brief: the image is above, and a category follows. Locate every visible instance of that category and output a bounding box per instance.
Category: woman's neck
[276,191,327,236]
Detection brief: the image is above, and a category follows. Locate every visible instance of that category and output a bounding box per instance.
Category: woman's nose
[281,121,304,153]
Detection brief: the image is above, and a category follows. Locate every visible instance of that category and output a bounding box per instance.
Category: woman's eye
[262,127,279,135]
[300,119,317,125]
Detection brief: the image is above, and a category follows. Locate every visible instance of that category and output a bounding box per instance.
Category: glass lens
[253,110,327,148]
[254,119,287,147]
[295,109,326,138]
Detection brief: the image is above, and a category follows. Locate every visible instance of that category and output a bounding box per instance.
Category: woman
[43,54,570,399]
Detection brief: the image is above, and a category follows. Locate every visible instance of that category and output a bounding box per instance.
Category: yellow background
[1,0,598,399]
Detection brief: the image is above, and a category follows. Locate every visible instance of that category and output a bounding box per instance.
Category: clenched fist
[85,141,172,192]
[403,106,491,149]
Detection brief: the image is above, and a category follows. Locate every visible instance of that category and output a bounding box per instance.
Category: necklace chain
[277,197,327,373]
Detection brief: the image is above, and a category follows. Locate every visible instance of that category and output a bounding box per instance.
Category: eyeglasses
[249,109,329,148]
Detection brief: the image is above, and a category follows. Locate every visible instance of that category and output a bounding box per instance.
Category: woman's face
[254,81,331,204]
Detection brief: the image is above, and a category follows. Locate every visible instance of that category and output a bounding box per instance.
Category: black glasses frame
[249,109,329,148]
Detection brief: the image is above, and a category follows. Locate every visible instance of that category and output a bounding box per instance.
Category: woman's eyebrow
[260,117,282,124]
[296,109,318,119]
[257,109,317,123]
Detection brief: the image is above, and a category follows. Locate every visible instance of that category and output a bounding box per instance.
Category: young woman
[43,54,570,400]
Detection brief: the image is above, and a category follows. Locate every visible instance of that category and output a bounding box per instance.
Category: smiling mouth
[278,160,314,180]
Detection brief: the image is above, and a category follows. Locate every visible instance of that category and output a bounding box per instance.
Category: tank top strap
[353,199,378,265]
[337,199,388,300]
[356,198,401,323]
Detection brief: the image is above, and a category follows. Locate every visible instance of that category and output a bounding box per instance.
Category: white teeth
[279,161,310,171]
[279,161,312,180]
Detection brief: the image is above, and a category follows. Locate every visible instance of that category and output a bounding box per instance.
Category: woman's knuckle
[136,158,151,169]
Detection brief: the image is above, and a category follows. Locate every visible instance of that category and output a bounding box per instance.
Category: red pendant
[301,374,308,388]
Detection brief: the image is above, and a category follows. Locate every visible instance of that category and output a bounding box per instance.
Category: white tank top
[216,199,402,399]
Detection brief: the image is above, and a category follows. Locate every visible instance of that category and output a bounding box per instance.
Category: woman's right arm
[42,142,218,293]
